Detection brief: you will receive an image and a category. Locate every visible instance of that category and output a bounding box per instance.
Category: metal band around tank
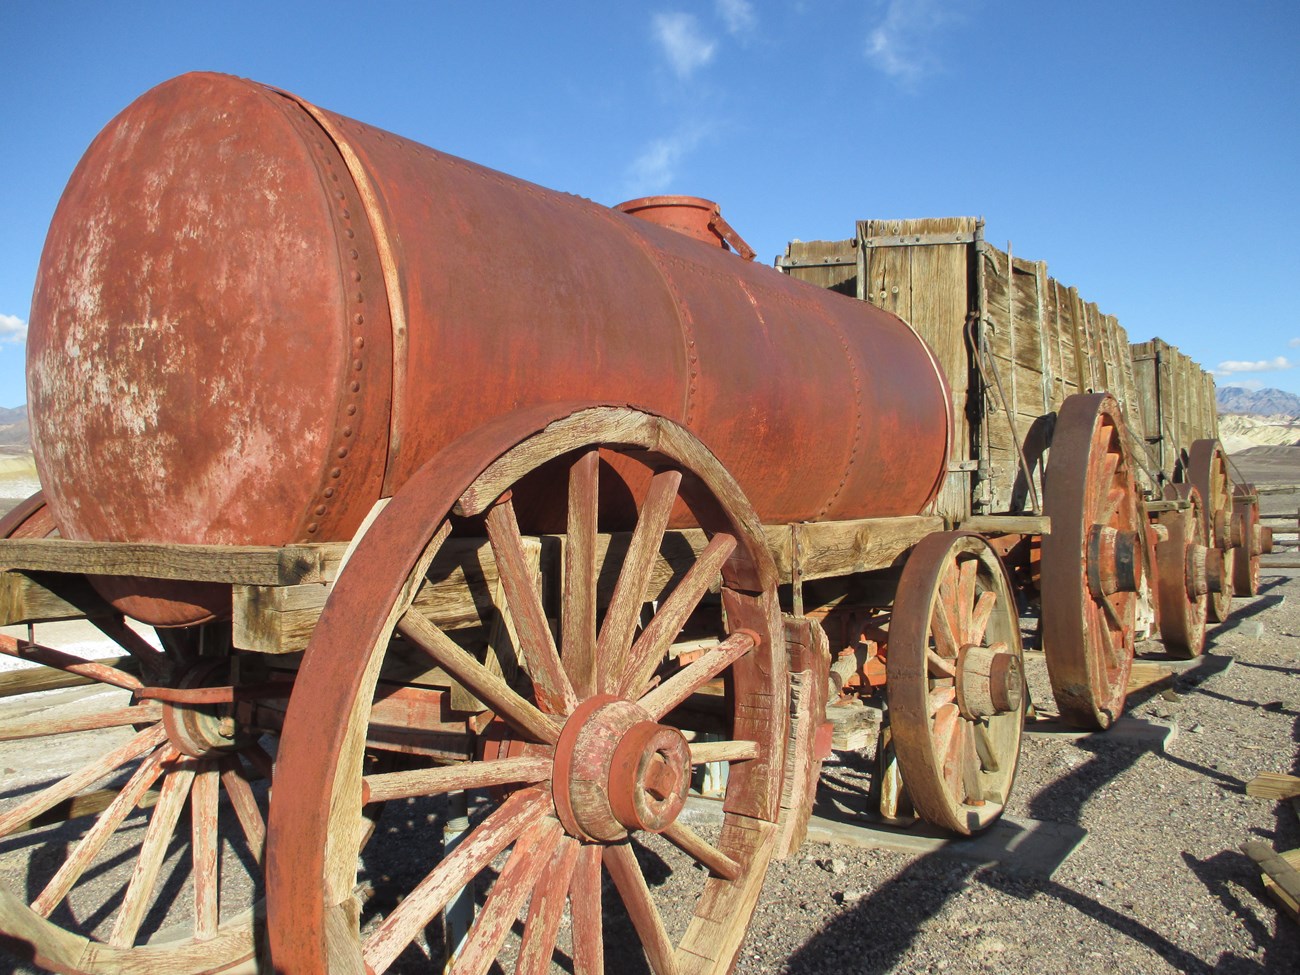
[277,89,410,499]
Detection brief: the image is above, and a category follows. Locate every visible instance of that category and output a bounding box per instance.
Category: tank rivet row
[292,102,386,543]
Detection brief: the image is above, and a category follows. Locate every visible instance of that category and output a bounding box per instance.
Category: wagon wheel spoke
[0,723,167,837]
[220,757,267,864]
[928,682,956,713]
[449,819,565,975]
[398,609,559,745]
[597,469,682,694]
[516,835,581,975]
[110,757,197,946]
[569,843,605,975]
[930,561,961,658]
[968,591,998,648]
[926,650,957,678]
[932,703,960,795]
[687,739,759,764]
[954,721,982,803]
[604,842,680,975]
[0,611,273,971]
[956,557,977,641]
[0,702,162,742]
[0,636,143,692]
[637,629,756,719]
[362,755,553,804]
[563,449,601,699]
[486,498,578,714]
[31,745,173,917]
[362,788,550,974]
[973,720,1001,774]
[659,820,740,881]
[1095,484,1126,532]
[190,761,221,940]
[618,532,738,700]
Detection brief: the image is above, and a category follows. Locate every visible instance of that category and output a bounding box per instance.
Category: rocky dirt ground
[1,456,1299,974]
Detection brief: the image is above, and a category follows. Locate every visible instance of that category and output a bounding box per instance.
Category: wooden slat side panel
[779,239,859,296]
[861,218,978,523]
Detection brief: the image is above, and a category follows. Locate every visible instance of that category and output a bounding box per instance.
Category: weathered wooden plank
[959,515,1050,535]
[0,539,348,586]
[1242,841,1300,915]
[235,517,943,653]
[1246,773,1300,801]
[772,517,944,581]
[233,535,541,654]
[861,217,977,524]
[0,570,113,626]
[778,238,859,295]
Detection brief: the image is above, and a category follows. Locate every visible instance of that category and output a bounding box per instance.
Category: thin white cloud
[716,0,756,36]
[0,314,27,344]
[1288,337,1300,348]
[626,129,704,193]
[865,0,960,85]
[653,12,716,80]
[1215,356,1294,375]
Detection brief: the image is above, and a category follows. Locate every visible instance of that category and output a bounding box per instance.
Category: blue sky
[2,1,1297,409]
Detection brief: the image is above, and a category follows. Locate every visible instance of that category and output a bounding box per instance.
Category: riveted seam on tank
[284,101,408,501]
[587,206,700,426]
[810,306,863,521]
[264,88,383,542]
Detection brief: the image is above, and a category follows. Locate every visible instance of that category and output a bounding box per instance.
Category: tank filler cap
[615,195,756,261]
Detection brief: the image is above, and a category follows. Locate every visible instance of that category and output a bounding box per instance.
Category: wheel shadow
[1206,594,1286,647]
[782,700,1299,974]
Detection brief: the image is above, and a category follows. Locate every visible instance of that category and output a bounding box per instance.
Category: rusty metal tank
[27,72,951,625]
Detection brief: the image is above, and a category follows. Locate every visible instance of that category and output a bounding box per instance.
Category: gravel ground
[732,579,1300,975]
[2,476,1299,973]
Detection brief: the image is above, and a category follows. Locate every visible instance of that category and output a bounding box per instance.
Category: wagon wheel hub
[552,694,691,842]
[154,661,252,758]
[955,644,1023,720]
[1086,525,1143,597]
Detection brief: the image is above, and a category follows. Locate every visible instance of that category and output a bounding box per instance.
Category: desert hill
[1217,386,1300,417]
[0,405,29,453]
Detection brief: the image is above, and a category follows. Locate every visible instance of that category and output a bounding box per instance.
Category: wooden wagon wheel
[1153,484,1210,659]
[886,532,1024,835]
[1231,482,1264,597]
[0,495,283,973]
[1185,439,1234,622]
[267,406,785,975]
[1040,393,1143,730]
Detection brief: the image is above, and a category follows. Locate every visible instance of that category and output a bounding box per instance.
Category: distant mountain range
[1217,386,1300,417]
[0,405,28,451]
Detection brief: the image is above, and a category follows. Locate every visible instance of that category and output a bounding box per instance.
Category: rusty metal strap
[863,232,975,248]
[776,256,857,269]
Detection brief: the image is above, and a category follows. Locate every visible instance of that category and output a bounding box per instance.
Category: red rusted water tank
[28,73,951,624]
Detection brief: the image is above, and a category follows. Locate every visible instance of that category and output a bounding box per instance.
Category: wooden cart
[0,216,1238,973]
